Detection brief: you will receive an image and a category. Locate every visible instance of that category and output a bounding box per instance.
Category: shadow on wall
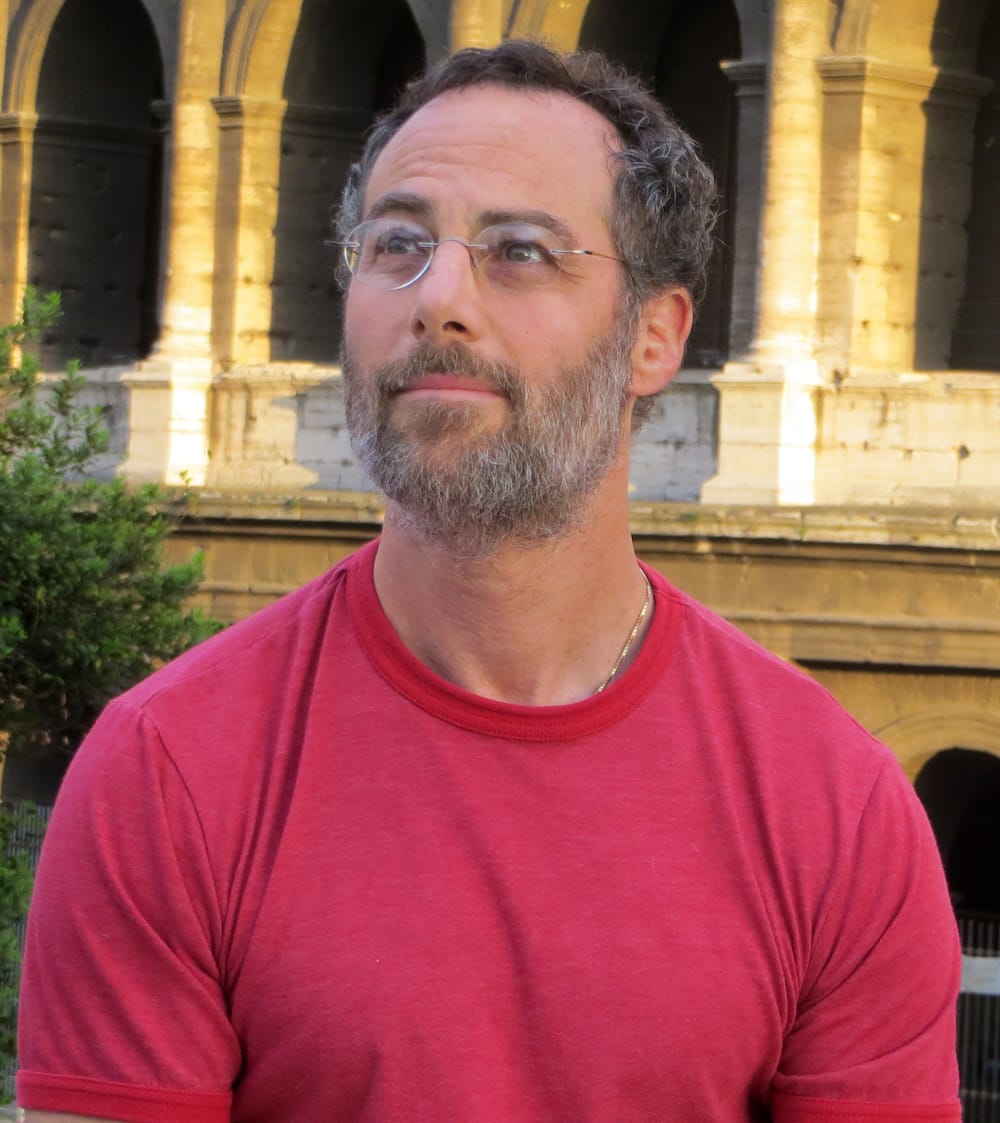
[917,0,1000,370]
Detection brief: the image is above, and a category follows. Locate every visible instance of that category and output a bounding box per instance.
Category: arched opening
[916,748,1000,1118]
[269,0,425,363]
[949,1,1000,370]
[917,747,1000,910]
[28,0,164,369]
[577,0,740,367]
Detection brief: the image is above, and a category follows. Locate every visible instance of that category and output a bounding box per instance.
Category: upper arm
[771,757,961,1118]
[16,703,237,1121]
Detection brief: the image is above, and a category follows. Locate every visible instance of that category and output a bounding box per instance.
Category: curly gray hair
[337,39,718,313]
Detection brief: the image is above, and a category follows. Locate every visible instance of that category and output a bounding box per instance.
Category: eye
[483,224,562,270]
[497,238,551,265]
[373,228,426,257]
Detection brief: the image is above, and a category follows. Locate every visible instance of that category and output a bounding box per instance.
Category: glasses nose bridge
[432,234,487,274]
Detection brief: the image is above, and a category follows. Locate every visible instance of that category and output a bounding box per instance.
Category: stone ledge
[172,488,384,527]
[733,613,1000,672]
[167,491,1000,554]
[632,504,1000,552]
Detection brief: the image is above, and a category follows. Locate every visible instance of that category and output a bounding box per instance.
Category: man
[18,40,960,1123]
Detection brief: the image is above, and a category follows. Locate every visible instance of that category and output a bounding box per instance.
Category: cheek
[343,287,409,362]
[506,304,599,368]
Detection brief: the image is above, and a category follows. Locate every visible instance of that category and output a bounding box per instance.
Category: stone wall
[4,0,998,501]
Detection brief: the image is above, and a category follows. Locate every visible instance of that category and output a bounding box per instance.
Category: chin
[389,399,507,443]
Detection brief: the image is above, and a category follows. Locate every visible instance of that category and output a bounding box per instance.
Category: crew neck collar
[346,539,682,743]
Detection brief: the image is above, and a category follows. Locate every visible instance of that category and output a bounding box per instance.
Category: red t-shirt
[18,540,961,1122]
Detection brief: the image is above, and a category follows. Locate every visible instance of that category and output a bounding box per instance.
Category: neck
[372,468,654,706]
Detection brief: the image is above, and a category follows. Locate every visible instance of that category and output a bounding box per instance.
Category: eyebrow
[477,209,578,245]
[364,195,579,246]
[365,192,433,223]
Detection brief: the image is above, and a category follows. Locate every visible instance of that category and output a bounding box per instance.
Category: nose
[409,239,485,345]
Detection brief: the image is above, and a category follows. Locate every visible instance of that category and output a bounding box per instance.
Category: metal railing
[1,804,51,1107]
[958,912,1000,1122]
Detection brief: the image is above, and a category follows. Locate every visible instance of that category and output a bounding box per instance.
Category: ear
[629,288,694,399]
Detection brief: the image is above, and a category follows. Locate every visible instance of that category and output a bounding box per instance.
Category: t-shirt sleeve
[17,700,239,1123]
[770,754,962,1123]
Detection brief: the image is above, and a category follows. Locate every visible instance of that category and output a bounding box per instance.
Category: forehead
[363,85,619,234]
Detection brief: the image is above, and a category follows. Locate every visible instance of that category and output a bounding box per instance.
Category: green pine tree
[1,288,222,767]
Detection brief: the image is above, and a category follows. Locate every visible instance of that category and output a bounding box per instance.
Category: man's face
[341,85,637,554]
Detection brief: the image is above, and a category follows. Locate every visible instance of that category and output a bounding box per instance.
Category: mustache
[371,344,525,401]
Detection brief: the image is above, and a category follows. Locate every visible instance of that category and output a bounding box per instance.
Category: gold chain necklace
[594,570,653,693]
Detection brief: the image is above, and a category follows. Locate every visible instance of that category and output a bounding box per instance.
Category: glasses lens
[350,219,433,289]
[478,224,564,291]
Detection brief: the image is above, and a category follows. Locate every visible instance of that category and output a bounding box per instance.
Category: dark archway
[28,0,164,369]
[916,747,1000,1121]
[269,0,425,363]
[916,746,1000,908]
[578,0,740,367]
[949,1,1000,370]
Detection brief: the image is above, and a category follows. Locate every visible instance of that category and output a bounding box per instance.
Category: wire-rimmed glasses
[330,218,625,292]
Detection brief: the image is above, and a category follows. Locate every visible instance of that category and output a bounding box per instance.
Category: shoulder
[63,543,377,804]
[123,540,376,712]
[660,578,892,779]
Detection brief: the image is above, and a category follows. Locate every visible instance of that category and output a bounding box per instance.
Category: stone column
[702,0,827,506]
[0,0,8,96]
[815,58,989,376]
[504,0,588,49]
[747,0,825,366]
[211,96,286,369]
[0,111,36,325]
[122,0,226,486]
[450,0,504,50]
[719,60,767,359]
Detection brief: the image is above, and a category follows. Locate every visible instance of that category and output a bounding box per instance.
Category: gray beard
[342,329,634,559]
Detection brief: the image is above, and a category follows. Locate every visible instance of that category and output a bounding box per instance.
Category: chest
[222,735,790,1121]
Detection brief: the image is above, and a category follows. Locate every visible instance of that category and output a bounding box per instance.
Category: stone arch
[4,0,173,112]
[829,0,873,56]
[834,0,992,70]
[26,0,166,368]
[832,0,940,64]
[874,708,1000,781]
[4,0,65,112]
[222,0,304,100]
[223,0,437,100]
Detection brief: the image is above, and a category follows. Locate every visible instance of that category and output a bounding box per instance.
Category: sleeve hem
[17,1069,232,1123]
[771,1091,961,1122]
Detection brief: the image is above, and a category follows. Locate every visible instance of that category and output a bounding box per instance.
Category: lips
[401,375,500,394]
